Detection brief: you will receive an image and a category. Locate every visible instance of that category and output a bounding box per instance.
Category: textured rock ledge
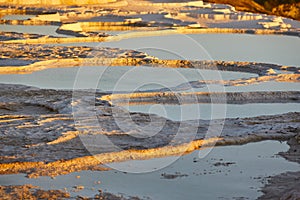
[1,43,299,78]
[0,84,299,178]
[0,184,142,200]
[1,0,300,38]
[101,91,300,105]
[1,28,299,46]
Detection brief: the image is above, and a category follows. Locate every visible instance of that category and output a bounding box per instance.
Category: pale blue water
[1,20,299,67]
[0,66,257,90]
[1,14,35,20]
[185,82,300,92]
[52,34,300,67]
[125,103,300,121]
[0,24,69,37]
[0,141,299,199]
[95,34,300,67]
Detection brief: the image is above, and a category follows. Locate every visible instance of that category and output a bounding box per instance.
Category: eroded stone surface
[0,184,142,200]
[0,84,299,178]
[0,184,70,200]
[0,1,299,197]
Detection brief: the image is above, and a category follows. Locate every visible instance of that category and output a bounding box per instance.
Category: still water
[124,103,300,121]
[0,66,257,90]
[1,21,299,200]
[0,24,69,37]
[0,141,299,199]
[96,34,300,67]
[52,34,300,67]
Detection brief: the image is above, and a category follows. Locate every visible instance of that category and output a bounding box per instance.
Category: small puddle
[0,24,69,37]
[1,15,36,20]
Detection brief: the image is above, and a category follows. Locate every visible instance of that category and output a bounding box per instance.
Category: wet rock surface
[161,172,188,179]
[0,31,54,41]
[258,137,300,200]
[0,83,299,178]
[0,44,153,64]
[0,1,299,198]
[0,184,70,200]
[0,184,142,200]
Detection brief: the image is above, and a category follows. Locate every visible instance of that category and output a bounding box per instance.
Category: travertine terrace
[0,0,299,199]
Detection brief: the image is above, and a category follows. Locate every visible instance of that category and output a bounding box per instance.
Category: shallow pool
[96,34,300,67]
[1,14,36,20]
[0,24,69,37]
[0,66,257,90]
[52,34,300,67]
[0,140,298,199]
[124,103,300,121]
